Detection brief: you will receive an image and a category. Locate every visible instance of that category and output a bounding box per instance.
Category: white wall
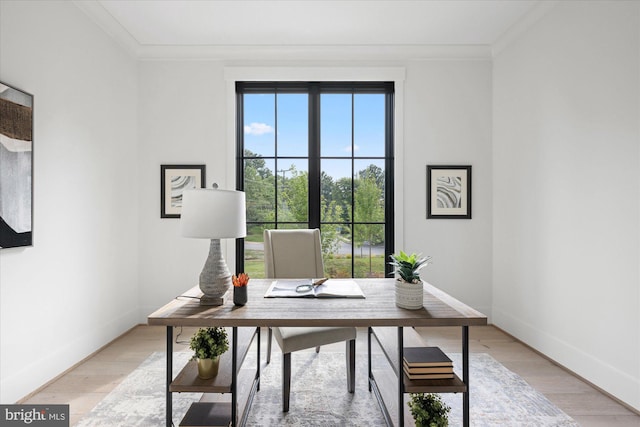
[136,60,494,317]
[404,60,493,315]
[493,1,640,410]
[137,61,229,314]
[0,1,139,402]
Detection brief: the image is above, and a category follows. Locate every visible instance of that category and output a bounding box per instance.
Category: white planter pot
[395,280,424,310]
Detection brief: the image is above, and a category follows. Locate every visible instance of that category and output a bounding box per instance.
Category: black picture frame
[161,165,206,218]
[0,82,34,249]
[427,165,472,219]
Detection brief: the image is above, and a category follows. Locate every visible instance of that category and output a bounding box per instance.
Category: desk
[148,278,487,426]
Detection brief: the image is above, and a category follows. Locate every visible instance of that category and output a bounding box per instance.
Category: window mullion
[235,91,245,273]
[308,84,321,229]
[351,92,356,277]
[274,91,279,226]
[384,91,395,275]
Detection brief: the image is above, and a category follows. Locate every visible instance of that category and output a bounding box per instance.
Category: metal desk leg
[257,326,261,392]
[398,327,404,427]
[166,326,173,427]
[462,325,469,427]
[232,327,238,427]
[367,327,372,392]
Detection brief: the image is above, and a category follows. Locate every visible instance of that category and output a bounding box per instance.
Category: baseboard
[492,308,640,415]
[10,312,140,404]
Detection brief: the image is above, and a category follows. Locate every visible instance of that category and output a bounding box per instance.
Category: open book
[264,279,365,298]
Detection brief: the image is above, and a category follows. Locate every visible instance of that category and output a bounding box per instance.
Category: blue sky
[243,93,385,180]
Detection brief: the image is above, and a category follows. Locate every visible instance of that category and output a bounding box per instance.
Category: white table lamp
[180,187,246,305]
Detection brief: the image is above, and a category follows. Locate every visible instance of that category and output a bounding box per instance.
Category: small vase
[395,279,424,310]
[197,356,220,379]
[233,286,247,306]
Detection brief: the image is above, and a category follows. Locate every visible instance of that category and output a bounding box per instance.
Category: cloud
[343,144,360,153]
[244,122,274,136]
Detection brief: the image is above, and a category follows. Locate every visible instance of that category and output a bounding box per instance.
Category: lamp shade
[180,189,246,239]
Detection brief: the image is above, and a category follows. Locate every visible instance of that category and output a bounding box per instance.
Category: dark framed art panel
[160,165,206,218]
[427,165,472,219]
[0,82,34,249]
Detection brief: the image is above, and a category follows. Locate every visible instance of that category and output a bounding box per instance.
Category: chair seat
[273,326,357,354]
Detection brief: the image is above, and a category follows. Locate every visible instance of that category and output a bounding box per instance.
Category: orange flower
[232,273,250,287]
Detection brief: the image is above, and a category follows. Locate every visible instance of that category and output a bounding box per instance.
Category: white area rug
[76,350,578,426]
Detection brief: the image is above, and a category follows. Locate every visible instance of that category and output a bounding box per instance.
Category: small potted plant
[389,251,431,309]
[408,393,450,427]
[232,273,249,306]
[190,327,229,379]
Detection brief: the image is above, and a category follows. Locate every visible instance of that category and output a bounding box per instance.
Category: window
[236,82,394,278]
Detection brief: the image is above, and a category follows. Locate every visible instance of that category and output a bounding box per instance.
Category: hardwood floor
[416,326,640,427]
[19,325,640,426]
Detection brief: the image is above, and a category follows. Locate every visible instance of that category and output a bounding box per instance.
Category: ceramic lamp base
[198,239,231,306]
[200,296,224,306]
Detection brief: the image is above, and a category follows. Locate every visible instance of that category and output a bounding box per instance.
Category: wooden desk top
[147,279,487,328]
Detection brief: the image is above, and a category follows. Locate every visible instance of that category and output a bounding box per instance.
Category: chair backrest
[263,229,324,279]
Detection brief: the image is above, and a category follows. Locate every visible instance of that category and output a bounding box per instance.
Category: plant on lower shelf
[408,393,451,427]
[190,327,229,379]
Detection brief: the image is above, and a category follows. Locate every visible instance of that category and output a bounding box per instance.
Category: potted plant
[389,251,431,309]
[408,393,450,427]
[190,327,229,379]
[232,273,249,306]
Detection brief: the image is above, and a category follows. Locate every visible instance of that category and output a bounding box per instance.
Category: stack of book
[403,347,454,380]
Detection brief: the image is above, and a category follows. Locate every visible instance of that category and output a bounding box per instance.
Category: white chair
[263,228,357,412]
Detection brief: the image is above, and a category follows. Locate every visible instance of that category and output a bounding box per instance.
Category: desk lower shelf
[171,327,256,394]
[370,326,467,394]
[179,402,231,427]
[170,360,234,393]
[403,372,467,394]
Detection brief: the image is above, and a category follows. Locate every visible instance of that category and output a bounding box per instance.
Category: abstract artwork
[160,165,205,218]
[427,165,471,219]
[0,82,33,248]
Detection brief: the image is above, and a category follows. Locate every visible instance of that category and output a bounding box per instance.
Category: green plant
[189,327,229,360]
[389,251,431,283]
[408,393,450,427]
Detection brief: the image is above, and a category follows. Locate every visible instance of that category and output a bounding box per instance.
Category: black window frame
[235,81,395,277]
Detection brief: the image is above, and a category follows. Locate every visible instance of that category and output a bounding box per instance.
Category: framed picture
[0,82,34,249]
[427,165,472,219]
[161,165,206,218]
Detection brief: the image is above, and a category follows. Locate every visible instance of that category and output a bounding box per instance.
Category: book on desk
[264,279,365,298]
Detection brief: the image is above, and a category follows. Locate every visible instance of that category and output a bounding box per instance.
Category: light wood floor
[20,325,640,426]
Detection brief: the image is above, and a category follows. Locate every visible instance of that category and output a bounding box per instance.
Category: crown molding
[492,0,559,57]
[135,44,492,61]
[71,1,491,61]
[72,0,141,57]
